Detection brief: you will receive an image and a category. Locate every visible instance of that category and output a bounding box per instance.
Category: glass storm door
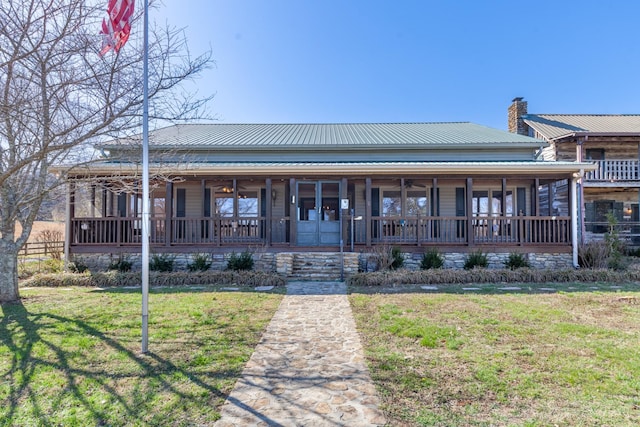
[296,181,340,246]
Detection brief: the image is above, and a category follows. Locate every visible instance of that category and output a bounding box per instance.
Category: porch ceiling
[65,160,597,177]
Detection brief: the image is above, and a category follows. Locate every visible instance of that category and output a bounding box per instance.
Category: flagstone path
[214,281,386,427]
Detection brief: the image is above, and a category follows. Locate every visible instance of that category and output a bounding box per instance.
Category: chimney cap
[512,97,524,102]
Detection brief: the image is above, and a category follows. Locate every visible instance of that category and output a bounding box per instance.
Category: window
[382,190,428,216]
[586,149,605,160]
[238,191,258,217]
[406,191,428,216]
[382,191,401,216]
[472,190,513,216]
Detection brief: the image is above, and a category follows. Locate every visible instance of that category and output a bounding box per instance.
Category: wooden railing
[351,215,571,246]
[71,217,290,246]
[584,160,639,182]
[71,215,571,247]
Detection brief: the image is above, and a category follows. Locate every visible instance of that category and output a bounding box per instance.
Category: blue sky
[153,0,640,130]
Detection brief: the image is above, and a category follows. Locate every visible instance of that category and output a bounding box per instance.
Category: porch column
[63,180,75,267]
[431,178,438,215]
[501,179,507,216]
[165,181,173,246]
[90,184,96,217]
[289,178,296,246]
[533,179,539,216]
[365,177,372,247]
[341,178,348,250]
[571,173,579,267]
[400,178,406,217]
[466,178,473,246]
[266,178,272,246]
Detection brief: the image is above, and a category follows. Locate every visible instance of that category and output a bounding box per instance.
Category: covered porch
[65,165,582,254]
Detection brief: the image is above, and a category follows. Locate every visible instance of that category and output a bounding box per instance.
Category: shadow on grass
[0,300,233,425]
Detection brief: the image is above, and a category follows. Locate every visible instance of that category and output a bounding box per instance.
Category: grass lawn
[350,284,640,426]
[0,286,283,426]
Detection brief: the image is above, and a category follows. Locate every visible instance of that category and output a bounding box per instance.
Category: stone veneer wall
[404,252,573,270]
[71,250,573,276]
[72,252,277,273]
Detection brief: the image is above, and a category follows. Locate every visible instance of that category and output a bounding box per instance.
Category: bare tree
[0,0,213,302]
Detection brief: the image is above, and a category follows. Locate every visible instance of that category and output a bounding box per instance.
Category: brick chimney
[508,97,529,135]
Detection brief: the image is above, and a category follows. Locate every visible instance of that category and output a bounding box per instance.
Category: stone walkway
[214,281,386,427]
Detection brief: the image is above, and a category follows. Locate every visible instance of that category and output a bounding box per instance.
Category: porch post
[165,181,173,246]
[341,178,348,250]
[266,178,272,246]
[365,177,372,247]
[533,179,539,216]
[571,174,579,267]
[90,184,96,217]
[64,179,74,267]
[466,178,473,246]
[289,178,296,246]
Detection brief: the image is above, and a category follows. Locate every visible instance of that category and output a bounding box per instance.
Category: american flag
[100,0,135,55]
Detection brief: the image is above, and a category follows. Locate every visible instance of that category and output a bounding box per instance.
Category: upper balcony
[584,160,640,184]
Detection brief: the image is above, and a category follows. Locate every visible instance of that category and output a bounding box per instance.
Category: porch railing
[584,160,639,182]
[355,216,570,246]
[71,216,290,246]
[71,215,571,247]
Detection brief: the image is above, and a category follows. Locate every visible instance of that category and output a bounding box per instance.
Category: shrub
[187,253,212,272]
[578,242,610,269]
[150,253,175,272]
[504,252,530,270]
[21,270,286,288]
[390,246,404,270]
[35,228,64,260]
[464,250,487,270]
[108,257,132,272]
[68,259,89,273]
[227,251,254,271]
[369,244,404,271]
[421,248,444,270]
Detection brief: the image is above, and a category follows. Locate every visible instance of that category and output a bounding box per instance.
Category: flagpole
[141,0,150,354]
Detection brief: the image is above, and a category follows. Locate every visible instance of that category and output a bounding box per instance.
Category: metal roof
[102,122,545,150]
[523,114,640,140]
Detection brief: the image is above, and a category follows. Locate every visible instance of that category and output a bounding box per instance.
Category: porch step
[291,254,342,280]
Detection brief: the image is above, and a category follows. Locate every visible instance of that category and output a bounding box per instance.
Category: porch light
[271,189,277,201]
[80,221,89,230]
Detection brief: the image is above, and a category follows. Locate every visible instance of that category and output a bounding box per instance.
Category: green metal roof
[523,114,640,140]
[102,122,545,150]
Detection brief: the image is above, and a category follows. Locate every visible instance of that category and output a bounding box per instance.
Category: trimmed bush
[504,253,530,270]
[150,253,175,272]
[108,257,132,272]
[187,253,212,272]
[21,270,285,288]
[347,268,640,287]
[227,251,254,271]
[464,250,488,270]
[390,246,404,270]
[421,249,444,270]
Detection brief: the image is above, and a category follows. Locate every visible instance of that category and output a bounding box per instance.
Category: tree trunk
[0,244,19,302]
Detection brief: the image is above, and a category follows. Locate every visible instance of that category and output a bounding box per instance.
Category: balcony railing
[584,160,639,182]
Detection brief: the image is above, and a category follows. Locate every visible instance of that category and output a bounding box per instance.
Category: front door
[296,181,340,246]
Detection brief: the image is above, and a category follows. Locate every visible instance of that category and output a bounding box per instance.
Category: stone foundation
[71,249,573,278]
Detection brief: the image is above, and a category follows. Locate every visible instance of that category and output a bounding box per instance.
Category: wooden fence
[19,241,64,257]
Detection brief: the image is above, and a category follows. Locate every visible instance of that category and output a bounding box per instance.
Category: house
[508,97,640,242]
[60,122,595,276]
